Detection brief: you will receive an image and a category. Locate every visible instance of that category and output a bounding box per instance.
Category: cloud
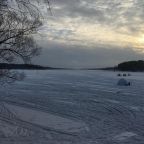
[40,0,144,45]
[35,0,144,67]
[33,40,144,68]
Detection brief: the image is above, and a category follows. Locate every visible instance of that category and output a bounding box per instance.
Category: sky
[34,0,144,68]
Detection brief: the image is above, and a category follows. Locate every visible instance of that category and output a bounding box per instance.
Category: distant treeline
[117,60,144,71]
[0,63,54,70]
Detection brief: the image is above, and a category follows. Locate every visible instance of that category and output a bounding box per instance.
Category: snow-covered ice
[5,103,88,133]
[0,70,144,143]
[113,132,137,141]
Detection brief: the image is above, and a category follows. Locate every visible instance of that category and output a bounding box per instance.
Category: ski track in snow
[0,70,144,143]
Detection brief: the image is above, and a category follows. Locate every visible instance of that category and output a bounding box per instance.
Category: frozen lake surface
[1,70,144,143]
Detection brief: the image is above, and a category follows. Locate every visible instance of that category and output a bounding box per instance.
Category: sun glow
[138,35,144,44]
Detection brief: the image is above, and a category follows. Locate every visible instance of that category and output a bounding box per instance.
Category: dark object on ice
[128,73,131,76]
[127,82,131,86]
[117,73,121,76]
[117,78,131,86]
[123,74,127,77]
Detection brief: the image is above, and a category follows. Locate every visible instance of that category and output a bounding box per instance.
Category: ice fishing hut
[117,78,130,86]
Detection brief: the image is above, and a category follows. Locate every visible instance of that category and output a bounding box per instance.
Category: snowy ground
[0,70,144,143]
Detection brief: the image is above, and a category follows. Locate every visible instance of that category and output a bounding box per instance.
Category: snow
[5,103,88,133]
[113,132,137,141]
[0,70,144,143]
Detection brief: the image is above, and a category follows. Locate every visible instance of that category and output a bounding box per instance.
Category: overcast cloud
[36,0,144,68]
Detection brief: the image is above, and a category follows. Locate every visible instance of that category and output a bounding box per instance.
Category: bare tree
[0,0,50,83]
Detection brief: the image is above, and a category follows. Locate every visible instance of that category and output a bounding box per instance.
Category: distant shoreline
[0,64,113,71]
[0,63,64,70]
[1,60,144,72]
[84,60,144,72]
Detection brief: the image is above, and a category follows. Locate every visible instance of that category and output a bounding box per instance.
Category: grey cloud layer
[34,40,143,68]
[52,0,144,34]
